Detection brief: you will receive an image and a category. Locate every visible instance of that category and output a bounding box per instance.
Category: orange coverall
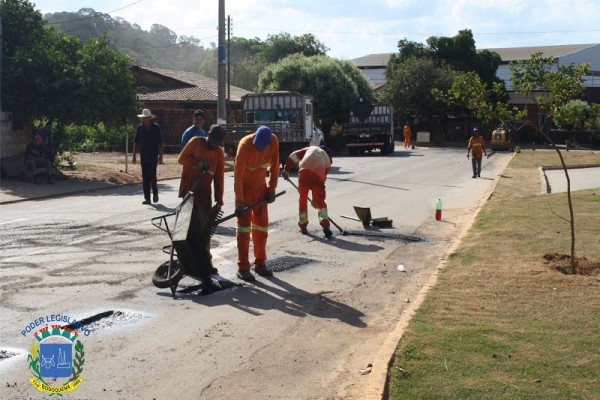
[234,133,280,271]
[403,124,412,148]
[178,136,225,211]
[178,136,225,253]
[284,146,331,230]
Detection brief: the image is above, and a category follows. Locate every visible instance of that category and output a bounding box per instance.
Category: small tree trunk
[535,127,576,273]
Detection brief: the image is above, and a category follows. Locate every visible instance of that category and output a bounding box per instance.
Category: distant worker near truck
[403,122,412,148]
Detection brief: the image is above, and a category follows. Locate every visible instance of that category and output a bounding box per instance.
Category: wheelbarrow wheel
[152,260,184,288]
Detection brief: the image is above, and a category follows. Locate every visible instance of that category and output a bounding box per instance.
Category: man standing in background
[132,109,164,204]
[181,109,206,150]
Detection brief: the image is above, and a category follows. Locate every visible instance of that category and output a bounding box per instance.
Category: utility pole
[227,15,231,123]
[217,0,226,124]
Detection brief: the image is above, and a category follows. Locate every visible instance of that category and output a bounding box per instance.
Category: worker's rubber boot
[299,223,308,235]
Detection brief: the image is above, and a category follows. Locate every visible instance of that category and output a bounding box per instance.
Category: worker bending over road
[178,125,226,274]
[282,145,333,238]
[234,126,280,282]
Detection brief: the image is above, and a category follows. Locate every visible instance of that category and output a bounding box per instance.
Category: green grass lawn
[386,150,600,399]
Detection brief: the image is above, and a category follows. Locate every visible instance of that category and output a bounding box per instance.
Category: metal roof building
[352,44,600,90]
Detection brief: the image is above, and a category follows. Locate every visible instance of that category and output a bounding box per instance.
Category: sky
[31,0,600,60]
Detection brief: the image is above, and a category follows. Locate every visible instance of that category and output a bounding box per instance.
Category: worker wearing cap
[282,145,333,238]
[178,124,226,229]
[177,124,226,281]
[234,126,280,282]
[467,127,487,178]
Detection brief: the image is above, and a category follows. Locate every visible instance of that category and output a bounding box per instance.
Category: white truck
[222,91,324,162]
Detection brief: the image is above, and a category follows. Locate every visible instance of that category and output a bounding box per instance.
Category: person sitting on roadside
[25,135,54,184]
[36,121,56,163]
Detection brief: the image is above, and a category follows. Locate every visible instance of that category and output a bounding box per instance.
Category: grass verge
[386,150,600,399]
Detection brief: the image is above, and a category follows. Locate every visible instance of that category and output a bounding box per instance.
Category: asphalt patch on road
[268,256,313,272]
[0,349,17,360]
[343,230,424,241]
[64,310,146,333]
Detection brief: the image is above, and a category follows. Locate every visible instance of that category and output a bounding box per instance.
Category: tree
[45,8,214,72]
[380,56,454,123]
[384,30,505,134]
[438,53,590,273]
[553,99,593,131]
[256,54,372,133]
[1,0,138,148]
[262,32,328,63]
[200,33,329,91]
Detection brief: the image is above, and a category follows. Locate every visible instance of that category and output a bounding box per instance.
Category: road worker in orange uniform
[178,124,226,221]
[282,145,333,238]
[177,124,226,278]
[234,126,280,282]
[403,122,412,148]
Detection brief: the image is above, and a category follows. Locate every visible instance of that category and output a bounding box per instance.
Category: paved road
[0,148,512,400]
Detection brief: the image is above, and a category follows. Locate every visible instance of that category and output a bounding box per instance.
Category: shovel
[341,206,393,228]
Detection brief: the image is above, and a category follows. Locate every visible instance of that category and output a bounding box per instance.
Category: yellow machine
[491,126,513,151]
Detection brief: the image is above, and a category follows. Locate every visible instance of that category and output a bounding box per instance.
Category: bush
[62,122,132,152]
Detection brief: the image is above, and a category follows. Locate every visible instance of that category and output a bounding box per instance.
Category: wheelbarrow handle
[215,190,286,225]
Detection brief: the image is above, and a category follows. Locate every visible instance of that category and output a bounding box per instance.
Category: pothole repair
[0,349,18,361]
[64,310,146,333]
[343,230,424,241]
[269,256,313,272]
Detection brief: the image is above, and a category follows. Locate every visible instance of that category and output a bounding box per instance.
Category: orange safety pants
[298,170,330,229]
[404,133,412,148]
[236,186,268,271]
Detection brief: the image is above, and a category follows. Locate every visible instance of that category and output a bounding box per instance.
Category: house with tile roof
[132,65,252,150]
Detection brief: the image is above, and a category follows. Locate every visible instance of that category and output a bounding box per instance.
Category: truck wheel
[152,260,184,288]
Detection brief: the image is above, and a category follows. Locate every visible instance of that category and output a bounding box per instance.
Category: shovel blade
[353,206,372,226]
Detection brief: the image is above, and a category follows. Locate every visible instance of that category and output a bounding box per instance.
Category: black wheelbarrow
[151,179,285,296]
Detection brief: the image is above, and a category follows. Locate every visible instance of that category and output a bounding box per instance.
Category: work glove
[282,170,290,181]
[265,192,276,204]
[235,201,245,216]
